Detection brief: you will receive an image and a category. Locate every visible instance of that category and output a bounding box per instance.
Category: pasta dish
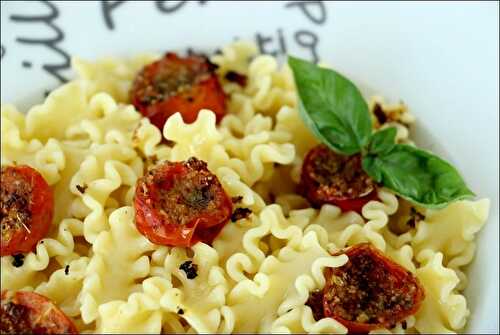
[0,41,490,334]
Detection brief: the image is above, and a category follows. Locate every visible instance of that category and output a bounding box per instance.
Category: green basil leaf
[288,56,372,155]
[362,144,475,208]
[361,154,382,182]
[368,127,397,155]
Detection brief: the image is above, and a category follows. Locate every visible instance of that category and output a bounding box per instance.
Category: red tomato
[134,157,232,247]
[299,144,377,213]
[1,290,78,334]
[130,52,226,130]
[1,165,54,256]
[323,244,425,333]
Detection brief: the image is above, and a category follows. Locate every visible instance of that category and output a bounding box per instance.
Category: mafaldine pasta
[0,41,490,334]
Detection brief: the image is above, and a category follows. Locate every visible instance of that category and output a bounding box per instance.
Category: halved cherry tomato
[299,144,377,213]
[1,290,78,334]
[323,244,425,333]
[305,290,325,321]
[1,165,54,256]
[134,157,232,247]
[130,52,226,130]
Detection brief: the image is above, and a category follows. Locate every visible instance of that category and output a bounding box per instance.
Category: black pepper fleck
[148,155,158,165]
[406,207,425,228]
[11,254,24,267]
[177,308,184,315]
[162,139,175,147]
[64,265,70,275]
[179,261,198,279]
[186,48,197,56]
[76,184,87,194]
[231,196,243,204]
[225,71,247,87]
[231,208,252,222]
[373,103,387,125]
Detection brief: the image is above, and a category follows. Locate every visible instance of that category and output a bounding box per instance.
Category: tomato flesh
[299,144,376,213]
[305,290,325,321]
[323,244,425,333]
[1,165,54,256]
[1,290,78,334]
[134,157,232,247]
[130,52,226,130]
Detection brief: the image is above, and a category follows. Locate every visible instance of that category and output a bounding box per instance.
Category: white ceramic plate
[1,1,498,333]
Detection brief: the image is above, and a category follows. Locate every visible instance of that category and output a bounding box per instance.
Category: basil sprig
[288,56,474,208]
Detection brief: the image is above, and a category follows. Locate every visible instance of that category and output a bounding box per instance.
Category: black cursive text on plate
[284,1,327,25]
[254,1,326,63]
[9,0,71,85]
[101,0,326,63]
[101,0,208,30]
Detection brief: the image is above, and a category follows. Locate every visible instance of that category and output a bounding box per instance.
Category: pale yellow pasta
[412,199,490,289]
[156,244,230,333]
[0,217,84,291]
[164,110,295,188]
[0,40,490,334]
[1,105,66,185]
[270,255,349,334]
[223,204,309,284]
[73,54,160,103]
[35,257,90,317]
[211,40,259,76]
[213,213,260,265]
[24,81,99,142]
[95,276,174,333]
[132,117,171,162]
[414,250,469,333]
[244,55,297,115]
[1,88,151,301]
[368,95,416,129]
[102,244,231,333]
[225,229,345,333]
[79,206,156,323]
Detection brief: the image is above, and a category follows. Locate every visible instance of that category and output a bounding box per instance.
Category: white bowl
[1,1,498,333]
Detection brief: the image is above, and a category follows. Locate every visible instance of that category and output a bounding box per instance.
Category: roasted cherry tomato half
[305,290,325,321]
[130,52,226,130]
[299,144,377,213]
[323,244,425,333]
[1,290,78,334]
[1,165,54,256]
[134,157,233,247]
